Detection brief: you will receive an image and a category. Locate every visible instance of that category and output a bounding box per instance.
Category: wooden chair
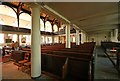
[18,52,31,70]
[23,62,31,73]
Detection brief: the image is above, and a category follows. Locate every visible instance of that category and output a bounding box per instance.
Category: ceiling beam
[87,30,111,34]
[78,20,118,29]
[71,9,118,23]
[85,26,117,32]
[81,24,118,29]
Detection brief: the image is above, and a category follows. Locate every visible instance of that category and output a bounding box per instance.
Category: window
[45,21,52,32]
[12,34,17,42]
[0,33,4,44]
[19,13,31,29]
[0,5,17,27]
[40,19,44,31]
[53,24,58,33]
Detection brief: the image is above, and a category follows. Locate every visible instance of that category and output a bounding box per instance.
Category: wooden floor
[2,61,58,80]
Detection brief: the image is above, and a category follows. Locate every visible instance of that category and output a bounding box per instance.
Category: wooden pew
[50,51,93,60]
[59,48,93,53]
[11,51,25,63]
[65,57,91,81]
[41,53,67,77]
[41,53,92,81]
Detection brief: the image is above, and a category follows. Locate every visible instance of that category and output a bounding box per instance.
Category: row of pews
[11,42,96,81]
[101,42,120,73]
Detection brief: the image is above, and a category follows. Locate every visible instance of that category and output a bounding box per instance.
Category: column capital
[31,3,41,8]
[76,29,79,32]
[25,2,41,10]
[65,23,71,25]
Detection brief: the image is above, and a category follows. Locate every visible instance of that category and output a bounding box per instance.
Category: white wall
[81,32,87,44]
[54,36,59,43]
[88,33,109,45]
[0,33,4,46]
[110,29,118,42]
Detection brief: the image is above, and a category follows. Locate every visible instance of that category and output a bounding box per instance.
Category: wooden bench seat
[41,53,91,81]
[51,51,93,60]
[41,53,67,77]
[59,48,93,53]
[65,57,91,81]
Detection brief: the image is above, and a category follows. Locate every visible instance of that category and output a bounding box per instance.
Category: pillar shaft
[76,30,80,45]
[110,31,114,42]
[114,29,118,42]
[66,24,71,48]
[31,4,41,78]
[81,32,84,44]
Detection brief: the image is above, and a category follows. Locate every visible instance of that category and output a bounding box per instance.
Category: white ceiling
[43,2,119,34]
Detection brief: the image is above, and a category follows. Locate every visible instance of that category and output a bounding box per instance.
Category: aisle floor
[94,46,120,79]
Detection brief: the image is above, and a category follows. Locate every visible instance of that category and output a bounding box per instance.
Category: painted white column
[31,3,41,78]
[114,29,118,42]
[76,30,80,45]
[110,31,113,42]
[84,33,86,42]
[108,32,111,41]
[66,24,71,48]
[81,32,84,44]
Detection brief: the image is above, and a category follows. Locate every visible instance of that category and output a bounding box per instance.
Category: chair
[18,52,31,70]
[23,61,31,73]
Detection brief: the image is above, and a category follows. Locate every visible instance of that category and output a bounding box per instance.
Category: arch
[19,13,31,29]
[53,24,58,33]
[45,21,52,32]
[40,19,44,31]
[0,5,17,27]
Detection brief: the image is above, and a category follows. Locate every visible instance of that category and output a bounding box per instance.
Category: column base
[31,75,42,79]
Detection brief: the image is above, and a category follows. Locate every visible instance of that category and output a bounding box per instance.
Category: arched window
[53,24,58,33]
[0,5,17,27]
[45,21,52,32]
[40,19,44,31]
[19,13,31,29]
